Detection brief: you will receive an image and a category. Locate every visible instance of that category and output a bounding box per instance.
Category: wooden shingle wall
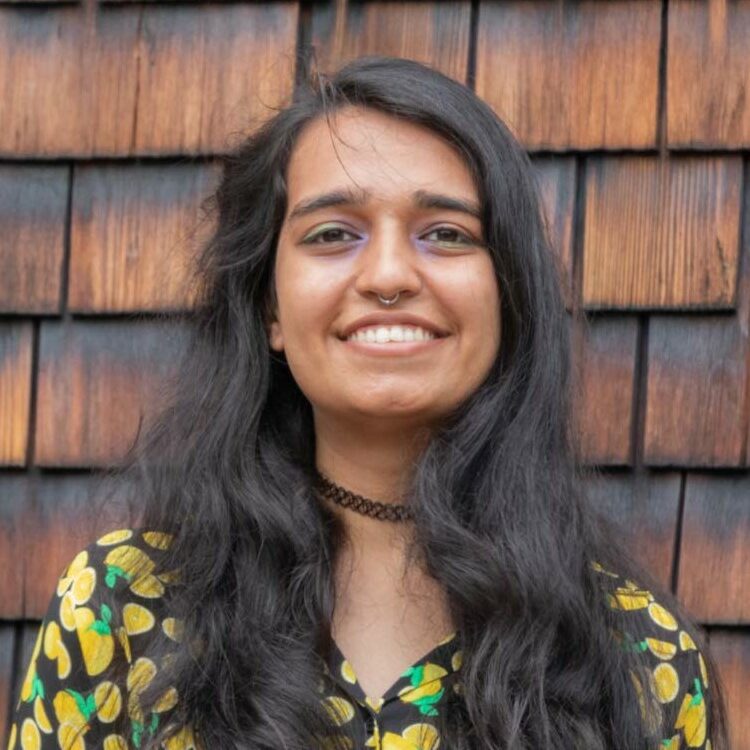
[1,0,748,746]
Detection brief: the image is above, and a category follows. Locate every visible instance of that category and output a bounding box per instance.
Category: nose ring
[377,292,400,306]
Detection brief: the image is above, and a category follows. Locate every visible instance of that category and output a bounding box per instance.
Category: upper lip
[339,313,450,339]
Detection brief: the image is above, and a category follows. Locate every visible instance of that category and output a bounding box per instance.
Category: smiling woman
[7,56,728,750]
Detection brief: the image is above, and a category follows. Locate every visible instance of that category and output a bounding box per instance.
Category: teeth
[347,325,437,343]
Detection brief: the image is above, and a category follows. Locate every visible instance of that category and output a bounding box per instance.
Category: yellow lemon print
[59,591,77,632]
[57,551,89,596]
[653,663,680,703]
[97,529,134,546]
[451,650,463,671]
[661,735,680,750]
[20,626,43,702]
[127,657,158,694]
[675,678,706,747]
[157,569,182,585]
[7,723,16,749]
[104,545,155,591]
[43,621,72,680]
[402,722,440,749]
[590,560,619,578]
[154,686,179,713]
[646,638,677,660]
[115,626,132,663]
[94,681,123,723]
[608,588,651,611]
[20,717,41,750]
[162,724,198,750]
[57,722,86,750]
[629,668,662,735]
[365,696,384,712]
[340,659,357,684]
[130,574,165,599]
[74,605,115,676]
[103,734,129,750]
[123,602,156,635]
[162,617,185,642]
[398,663,447,715]
[33,696,52,734]
[437,631,456,646]
[679,631,697,651]
[71,567,97,606]
[648,602,678,631]
[142,531,174,549]
[321,696,356,725]
[698,652,709,688]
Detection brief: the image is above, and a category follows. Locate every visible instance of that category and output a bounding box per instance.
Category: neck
[313,411,432,540]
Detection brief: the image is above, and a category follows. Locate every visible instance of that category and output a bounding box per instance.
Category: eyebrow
[287,188,482,222]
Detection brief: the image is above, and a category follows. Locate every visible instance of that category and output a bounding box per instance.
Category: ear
[268,318,284,352]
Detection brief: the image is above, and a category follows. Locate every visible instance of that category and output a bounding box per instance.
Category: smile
[345,325,439,343]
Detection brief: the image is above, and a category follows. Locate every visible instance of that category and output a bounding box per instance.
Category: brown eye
[301,226,359,244]
[422,227,474,246]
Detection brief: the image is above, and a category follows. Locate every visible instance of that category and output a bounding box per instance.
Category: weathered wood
[475,0,661,150]
[583,470,681,589]
[310,0,471,85]
[0,323,33,468]
[583,156,741,310]
[0,166,68,314]
[69,162,218,313]
[34,320,187,468]
[677,473,750,624]
[572,314,639,466]
[668,0,750,148]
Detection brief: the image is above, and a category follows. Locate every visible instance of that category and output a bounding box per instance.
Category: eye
[421,227,476,246]
[301,225,360,245]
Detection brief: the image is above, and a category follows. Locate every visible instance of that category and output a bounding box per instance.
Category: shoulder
[8,527,185,750]
[591,561,713,749]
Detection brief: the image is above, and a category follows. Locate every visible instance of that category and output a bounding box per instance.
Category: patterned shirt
[6,528,713,749]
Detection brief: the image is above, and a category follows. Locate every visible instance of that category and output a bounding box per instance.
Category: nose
[352,222,423,303]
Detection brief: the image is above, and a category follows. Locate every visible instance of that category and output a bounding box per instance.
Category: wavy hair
[92,55,729,749]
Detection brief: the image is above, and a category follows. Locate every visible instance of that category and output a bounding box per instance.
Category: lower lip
[339,335,448,357]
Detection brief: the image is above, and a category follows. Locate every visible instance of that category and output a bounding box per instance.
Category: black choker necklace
[313,469,414,522]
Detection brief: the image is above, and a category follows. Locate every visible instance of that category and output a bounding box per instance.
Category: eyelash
[300,225,476,247]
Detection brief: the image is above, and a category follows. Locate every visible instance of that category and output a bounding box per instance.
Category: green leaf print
[413,687,445,716]
[87,604,113,635]
[690,678,703,706]
[105,564,133,588]
[132,719,145,748]
[149,711,160,736]
[65,688,96,721]
[25,672,45,702]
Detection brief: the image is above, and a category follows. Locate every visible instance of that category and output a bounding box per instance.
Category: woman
[8,56,728,750]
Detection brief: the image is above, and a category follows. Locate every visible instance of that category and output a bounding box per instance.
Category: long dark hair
[92,55,729,749]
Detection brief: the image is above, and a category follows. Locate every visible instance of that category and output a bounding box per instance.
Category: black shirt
[7,528,712,749]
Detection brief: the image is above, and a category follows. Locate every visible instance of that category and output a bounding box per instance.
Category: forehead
[285,106,478,205]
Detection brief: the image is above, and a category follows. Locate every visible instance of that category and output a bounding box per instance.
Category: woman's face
[270,105,501,430]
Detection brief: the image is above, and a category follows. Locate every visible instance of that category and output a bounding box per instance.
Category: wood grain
[668,0,750,148]
[0,476,26,618]
[678,473,750,624]
[572,314,639,466]
[0,4,297,157]
[69,162,218,313]
[34,320,187,468]
[583,156,742,310]
[310,0,470,85]
[706,629,750,749]
[475,0,661,150]
[531,156,576,311]
[0,323,33,467]
[0,166,68,313]
[583,470,681,589]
